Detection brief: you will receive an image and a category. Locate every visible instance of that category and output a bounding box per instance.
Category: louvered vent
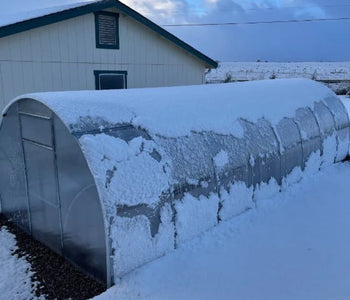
[97,13,117,47]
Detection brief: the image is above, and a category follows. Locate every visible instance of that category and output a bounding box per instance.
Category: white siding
[0,10,207,108]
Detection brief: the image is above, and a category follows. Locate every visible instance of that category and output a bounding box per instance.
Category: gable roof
[0,0,218,68]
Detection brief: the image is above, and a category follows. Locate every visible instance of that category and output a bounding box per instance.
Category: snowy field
[206,62,350,94]
[2,161,350,299]
[207,62,350,82]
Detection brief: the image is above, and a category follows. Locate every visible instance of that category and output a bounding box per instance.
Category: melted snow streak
[92,162,350,300]
[0,228,38,299]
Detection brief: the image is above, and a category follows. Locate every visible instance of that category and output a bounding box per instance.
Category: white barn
[0,0,217,110]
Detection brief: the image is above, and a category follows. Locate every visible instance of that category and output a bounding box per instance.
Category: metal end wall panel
[0,100,108,286]
[0,104,30,231]
[22,140,62,253]
[54,115,108,285]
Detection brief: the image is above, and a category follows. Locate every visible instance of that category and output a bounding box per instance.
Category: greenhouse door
[20,112,63,254]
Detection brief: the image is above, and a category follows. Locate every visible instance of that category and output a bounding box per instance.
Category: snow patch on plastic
[282,166,303,187]
[112,204,174,277]
[80,134,171,207]
[175,193,220,245]
[321,133,337,167]
[214,150,229,168]
[304,150,322,175]
[255,178,280,201]
[219,182,254,221]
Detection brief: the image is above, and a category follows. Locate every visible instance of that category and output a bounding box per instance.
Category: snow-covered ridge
[10,78,336,138]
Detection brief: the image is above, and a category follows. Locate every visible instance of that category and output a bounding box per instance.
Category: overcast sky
[2,0,350,62]
[121,0,350,62]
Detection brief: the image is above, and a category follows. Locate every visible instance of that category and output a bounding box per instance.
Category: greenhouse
[0,79,348,286]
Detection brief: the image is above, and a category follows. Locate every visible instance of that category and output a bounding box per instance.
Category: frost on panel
[323,96,350,161]
[275,118,303,181]
[256,119,281,184]
[79,131,175,278]
[79,134,171,208]
[239,118,280,187]
[154,133,216,185]
[175,193,220,245]
[313,102,337,166]
[208,133,249,187]
[111,204,174,277]
[68,116,121,135]
[294,107,322,169]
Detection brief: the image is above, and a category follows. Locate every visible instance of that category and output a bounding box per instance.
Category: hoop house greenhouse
[0,79,348,286]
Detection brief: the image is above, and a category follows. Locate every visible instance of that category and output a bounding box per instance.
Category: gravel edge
[0,215,106,300]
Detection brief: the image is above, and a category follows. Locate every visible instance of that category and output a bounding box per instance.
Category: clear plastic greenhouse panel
[0,79,348,286]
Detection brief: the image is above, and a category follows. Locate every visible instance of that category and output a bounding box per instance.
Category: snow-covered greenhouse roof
[7,78,337,137]
[0,0,217,68]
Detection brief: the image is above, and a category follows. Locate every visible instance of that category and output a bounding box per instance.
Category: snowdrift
[0,79,348,286]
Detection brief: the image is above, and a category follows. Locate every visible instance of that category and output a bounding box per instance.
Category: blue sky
[2,0,349,62]
[122,0,350,62]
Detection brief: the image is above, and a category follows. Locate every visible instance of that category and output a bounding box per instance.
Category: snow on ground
[206,62,350,94]
[0,228,39,300]
[207,61,350,83]
[93,161,350,300]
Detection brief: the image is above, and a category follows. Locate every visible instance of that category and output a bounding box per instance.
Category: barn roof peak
[0,0,218,68]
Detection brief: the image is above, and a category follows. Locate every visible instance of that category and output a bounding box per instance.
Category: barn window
[94,70,128,90]
[94,11,119,49]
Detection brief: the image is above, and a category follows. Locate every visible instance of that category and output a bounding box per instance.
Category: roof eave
[0,0,115,39]
[112,1,218,68]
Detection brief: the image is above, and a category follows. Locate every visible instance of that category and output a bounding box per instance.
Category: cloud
[122,0,334,23]
[120,0,349,62]
[3,0,346,61]
[120,0,189,22]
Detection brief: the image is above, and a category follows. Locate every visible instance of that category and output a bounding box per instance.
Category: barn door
[19,110,63,254]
